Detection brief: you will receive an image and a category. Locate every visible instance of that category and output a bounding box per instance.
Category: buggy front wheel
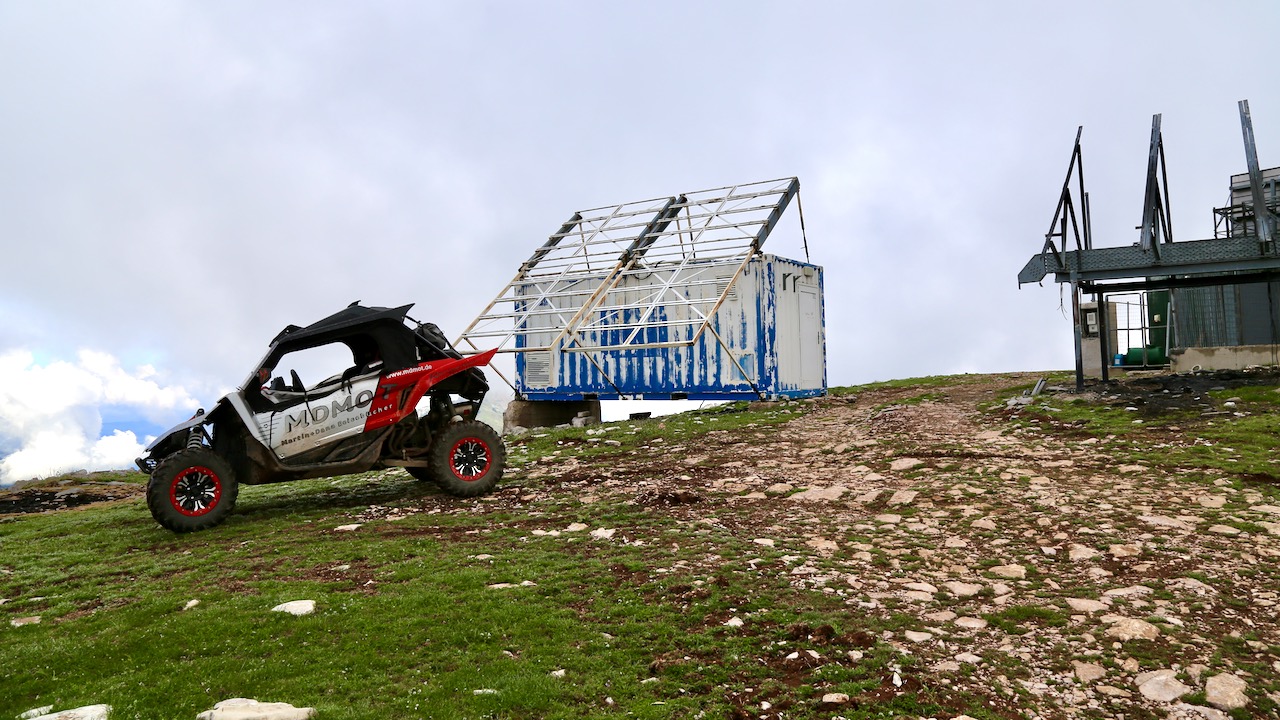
[146,448,239,532]
[424,421,505,497]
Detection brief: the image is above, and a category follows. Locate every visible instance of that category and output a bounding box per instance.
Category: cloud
[0,350,199,484]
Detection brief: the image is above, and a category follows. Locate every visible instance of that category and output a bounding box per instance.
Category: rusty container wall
[514,254,825,400]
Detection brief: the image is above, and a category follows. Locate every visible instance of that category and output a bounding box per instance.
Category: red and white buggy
[136,302,504,532]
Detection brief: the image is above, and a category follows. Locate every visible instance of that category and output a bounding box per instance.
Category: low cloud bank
[0,350,199,484]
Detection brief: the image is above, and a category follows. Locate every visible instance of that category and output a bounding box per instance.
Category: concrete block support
[503,399,602,432]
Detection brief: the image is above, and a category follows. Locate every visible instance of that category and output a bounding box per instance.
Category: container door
[798,287,824,388]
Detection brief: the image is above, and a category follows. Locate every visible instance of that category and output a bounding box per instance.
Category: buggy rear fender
[364,349,498,431]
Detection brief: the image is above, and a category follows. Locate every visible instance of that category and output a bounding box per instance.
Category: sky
[1,1,1278,483]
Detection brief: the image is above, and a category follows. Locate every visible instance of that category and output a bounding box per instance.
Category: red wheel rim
[169,465,222,517]
[449,437,491,481]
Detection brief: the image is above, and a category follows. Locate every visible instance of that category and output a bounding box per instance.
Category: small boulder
[271,600,316,617]
[1204,672,1249,711]
[196,699,315,720]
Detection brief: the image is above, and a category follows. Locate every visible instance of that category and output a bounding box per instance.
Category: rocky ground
[5,371,1278,719]
[502,371,1280,719]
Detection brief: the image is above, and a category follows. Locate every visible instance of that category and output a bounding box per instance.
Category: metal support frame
[1019,100,1280,389]
[455,177,807,397]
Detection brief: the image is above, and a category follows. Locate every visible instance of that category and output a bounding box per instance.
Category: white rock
[874,513,901,524]
[270,600,315,616]
[10,616,41,627]
[1108,544,1142,558]
[334,523,362,532]
[789,486,847,501]
[753,538,775,547]
[1207,524,1241,536]
[889,458,925,472]
[196,698,315,720]
[564,523,588,532]
[1106,617,1160,641]
[954,616,987,630]
[1135,669,1192,702]
[27,707,112,720]
[805,538,838,552]
[1251,504,1280,515]
[820,692,850,705]
[971,518,997,530]
[887,489,917,505]
[1104,585,1153,597]
[1072,661,1105,683]
[183,599,200,610]
[764,483,794,494]
[1139,515,1192,530]
[724,617,744,628]
[1173,704,1228,720]
[955,652,982,664]
[905,582,938,593]
[18,707,54,720]
[990,564,1025,579]
[472,689,498,695]
[943,536,968,548]
[944,581,983,598]
[1068,544,1099,561]
[1204,673,1249,710]
[589,528,616,540]
[1065,598,1107,613]
[550,669,566,678]
[1197,494,1227,509]
[904,630,933,642]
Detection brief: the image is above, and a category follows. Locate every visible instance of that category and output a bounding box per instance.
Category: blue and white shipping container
[456,178,827,404]
[514,254,825,401]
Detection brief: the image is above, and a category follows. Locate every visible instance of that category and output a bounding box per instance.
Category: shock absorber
[186,409,208,450]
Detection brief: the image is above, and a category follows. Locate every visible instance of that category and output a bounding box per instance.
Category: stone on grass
[1135,669,1191,702]
[1139,515,1191,530]
[1204,673,1249,710]
[11,616,41,627]
[550,669,566,678]
[990,564,1025,579]
[184,599,200,610]
[753,538,775,547]
[724,617,744,628]
[819,692,850,706]
[955,652,982,664]
[1108,544,1142,558]
[1106,617,1160,641]
[889,457,925,472]
[1173,704,1228,720]
[954,616,987,630]
[271,600,315,616]
[1207,524,1241,536]
[196,699,315,720]
[789,486,846,502]
[874,513,901,524]
[971,517,997,530]
[333,523,361,532]
[1065,598,1107,613]
[589,527,616,540]
[25,706,111,720]
[1068,544,1099,561]
[944,581,983,598]
[904,630,932,642]
[1072,661,1105,683]
[564,523,588,532]
[18,707,53,720]
[805,538,839,552]
[887,489,917,505]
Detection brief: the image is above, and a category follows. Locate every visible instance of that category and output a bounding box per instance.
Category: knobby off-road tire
[416,420,505,497]
[147,448,239,533]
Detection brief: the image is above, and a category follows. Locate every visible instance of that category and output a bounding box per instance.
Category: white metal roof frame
[455,177,804,361]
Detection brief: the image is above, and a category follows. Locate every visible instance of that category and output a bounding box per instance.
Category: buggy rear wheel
[147,448,239,533]
[423,421,505,497]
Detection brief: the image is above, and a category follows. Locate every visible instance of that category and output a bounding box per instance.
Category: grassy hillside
[2,371,1279,719]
